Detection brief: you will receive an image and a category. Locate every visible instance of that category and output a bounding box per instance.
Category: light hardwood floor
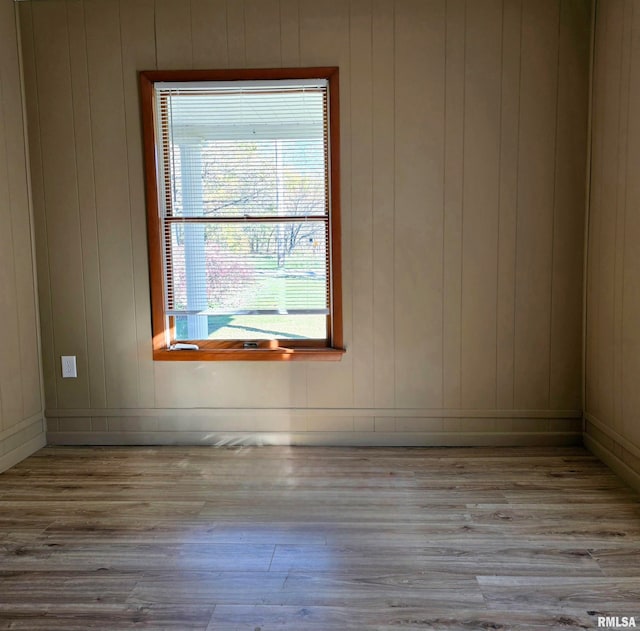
[0,446,639,630]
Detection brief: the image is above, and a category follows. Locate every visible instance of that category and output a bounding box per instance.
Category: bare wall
[19,0,590,445]
[0,0,46,471]
[585,0,640,490]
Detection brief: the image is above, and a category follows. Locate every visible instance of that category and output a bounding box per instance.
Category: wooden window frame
[140,67,344,361]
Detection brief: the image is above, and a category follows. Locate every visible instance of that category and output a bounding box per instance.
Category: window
[140,68,344,361]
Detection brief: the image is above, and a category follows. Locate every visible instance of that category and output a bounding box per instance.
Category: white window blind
[153,79,331,341]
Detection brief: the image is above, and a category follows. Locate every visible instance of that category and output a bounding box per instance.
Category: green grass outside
[175,263,327,340]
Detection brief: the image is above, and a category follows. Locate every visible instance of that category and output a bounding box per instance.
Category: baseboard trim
[0,432,46,474]
[45,407,582,419]
[0,410,46,442]
[584,412,640,461]
[584,433,640,494]
[46,430,582,447]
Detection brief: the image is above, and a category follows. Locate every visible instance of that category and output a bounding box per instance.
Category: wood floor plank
[468,505,640,539]
[268,543,603,576]
[39,519,329,545]
[478,576,640,611]
[0,603,214,630]
[127,571,288,606]
[277,573,485,608]
[0,571,140,604]
[206,604,597,630]
[0,541,275,572]
[589,548,640,577]
[0,500,205,519]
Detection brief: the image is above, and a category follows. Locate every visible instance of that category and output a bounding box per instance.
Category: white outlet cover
[61,355,77,378]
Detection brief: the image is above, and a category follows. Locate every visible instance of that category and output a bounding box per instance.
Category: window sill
[153,347,345,361]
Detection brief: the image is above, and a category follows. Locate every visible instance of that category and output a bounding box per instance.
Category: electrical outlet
[61,355,77,378]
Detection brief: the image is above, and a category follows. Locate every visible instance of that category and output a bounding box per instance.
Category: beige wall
[0,0,46,472]
[19,0,590,445]
[584,0,640,489]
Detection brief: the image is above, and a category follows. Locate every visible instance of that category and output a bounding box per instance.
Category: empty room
[1,0,639,628]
